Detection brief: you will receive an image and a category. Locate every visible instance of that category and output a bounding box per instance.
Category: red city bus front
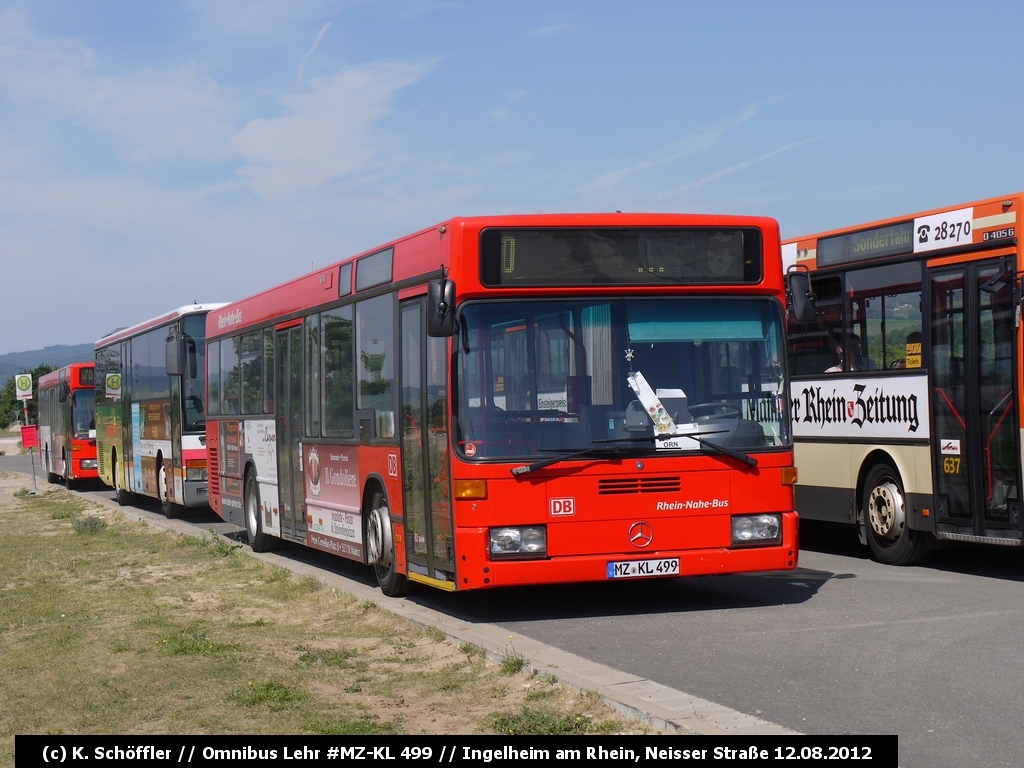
[205,213,798,595]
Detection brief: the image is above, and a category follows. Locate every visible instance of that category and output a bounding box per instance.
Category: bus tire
[45,448,58,484]
[63,451,76,491]
[366,488,408,597]
[159,460,179,519]
[113,451,131,506]
[863,462,928,566]
[244,470,273,552]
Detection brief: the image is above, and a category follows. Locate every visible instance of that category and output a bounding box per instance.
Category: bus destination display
[480,228,762,286]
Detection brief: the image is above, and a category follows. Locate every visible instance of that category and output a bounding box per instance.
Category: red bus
[206,214,799,595]
[38,362,97,490]
[783,192,1024,564]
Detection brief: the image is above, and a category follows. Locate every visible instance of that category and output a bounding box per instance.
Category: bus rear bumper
[454,512,799,589]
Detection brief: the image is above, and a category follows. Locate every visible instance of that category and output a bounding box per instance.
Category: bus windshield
[455,297,789,459]
[181,314,209,432]
[72,388,96,439]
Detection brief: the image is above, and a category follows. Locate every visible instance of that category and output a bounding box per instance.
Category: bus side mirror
[787,266,816,322]
[165,331,186,376]
[58,382,69,403]
[427,268,456,337]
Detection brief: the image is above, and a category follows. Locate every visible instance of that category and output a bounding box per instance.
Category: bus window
[787,274,842,375]
[322,306,354,438]
[356,294,395,439]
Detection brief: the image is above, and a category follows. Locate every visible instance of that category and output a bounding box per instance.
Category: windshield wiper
[592,433,758,468]
[510,445,650,476]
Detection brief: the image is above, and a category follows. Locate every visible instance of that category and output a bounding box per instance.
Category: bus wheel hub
[366,502,393,567]
[868,481,904,540]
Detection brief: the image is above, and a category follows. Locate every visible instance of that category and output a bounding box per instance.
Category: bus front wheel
[863,462,928,566]
[366,489,408,597]
[244,470,273,552]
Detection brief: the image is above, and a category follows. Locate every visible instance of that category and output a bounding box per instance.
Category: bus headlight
[731,514,782,547]
[490,526,547,558]
[186,460,207,482]
[81,459,97,470]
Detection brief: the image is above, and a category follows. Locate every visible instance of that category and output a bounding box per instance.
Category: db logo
[550,497,576,517]
[387,453,398,478]
[848,402,855,418]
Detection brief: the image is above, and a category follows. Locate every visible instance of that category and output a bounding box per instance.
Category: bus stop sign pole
[15,373,38,495]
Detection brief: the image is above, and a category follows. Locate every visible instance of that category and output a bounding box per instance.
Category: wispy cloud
[584,103,772,195]
[657,138,820,200]
[530,22,572,36]
[231,58,437,197]
[297,21,333,90]
[487,89,525,122]
[0,11,235,165]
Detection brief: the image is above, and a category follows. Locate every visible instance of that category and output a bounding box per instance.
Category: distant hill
[0,344,94,384]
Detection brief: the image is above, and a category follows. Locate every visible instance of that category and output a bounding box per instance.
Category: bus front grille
[598,476,681,495]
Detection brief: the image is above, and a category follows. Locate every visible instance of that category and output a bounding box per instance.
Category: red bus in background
[206,213,798,596]
[38,362,97,489]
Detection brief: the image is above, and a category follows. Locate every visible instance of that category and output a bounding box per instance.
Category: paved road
[5,454,1023,766]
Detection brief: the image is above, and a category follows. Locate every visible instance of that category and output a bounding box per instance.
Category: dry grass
[0,474,656,765]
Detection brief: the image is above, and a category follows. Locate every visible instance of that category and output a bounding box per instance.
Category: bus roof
[38,362,94,389]
[95,303,228,350]
[782,191,1022,271]
[207,212,783,340]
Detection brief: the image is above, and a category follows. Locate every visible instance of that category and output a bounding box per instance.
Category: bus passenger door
[276,326,307,541]
[120,341,133,491]
[400,300,454,582]
[929,258,1021,540]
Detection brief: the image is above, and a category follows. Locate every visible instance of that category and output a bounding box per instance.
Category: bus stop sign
[15,373,32,401]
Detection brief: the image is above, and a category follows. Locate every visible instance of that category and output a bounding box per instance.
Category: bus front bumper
[452,511,798,590]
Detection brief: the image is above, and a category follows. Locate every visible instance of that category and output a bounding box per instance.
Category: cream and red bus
[94,304,225,517]
[784,192,1022,564]
[206,213,798,595]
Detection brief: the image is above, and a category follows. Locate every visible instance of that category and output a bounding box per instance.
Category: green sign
[106,373,122,401]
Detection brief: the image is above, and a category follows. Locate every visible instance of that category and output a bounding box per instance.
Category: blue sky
[2,1,1022,355]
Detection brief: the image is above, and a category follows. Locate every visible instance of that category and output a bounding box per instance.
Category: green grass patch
[500,639,529,675]
[306,715,398,735]
[72,516,107,533]
[295,646,358,668]
[158,624,239,656]
[493,707,611,735]
[232,680,307,709]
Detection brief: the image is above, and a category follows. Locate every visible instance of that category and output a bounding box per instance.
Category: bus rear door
[929,257,1022,541]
